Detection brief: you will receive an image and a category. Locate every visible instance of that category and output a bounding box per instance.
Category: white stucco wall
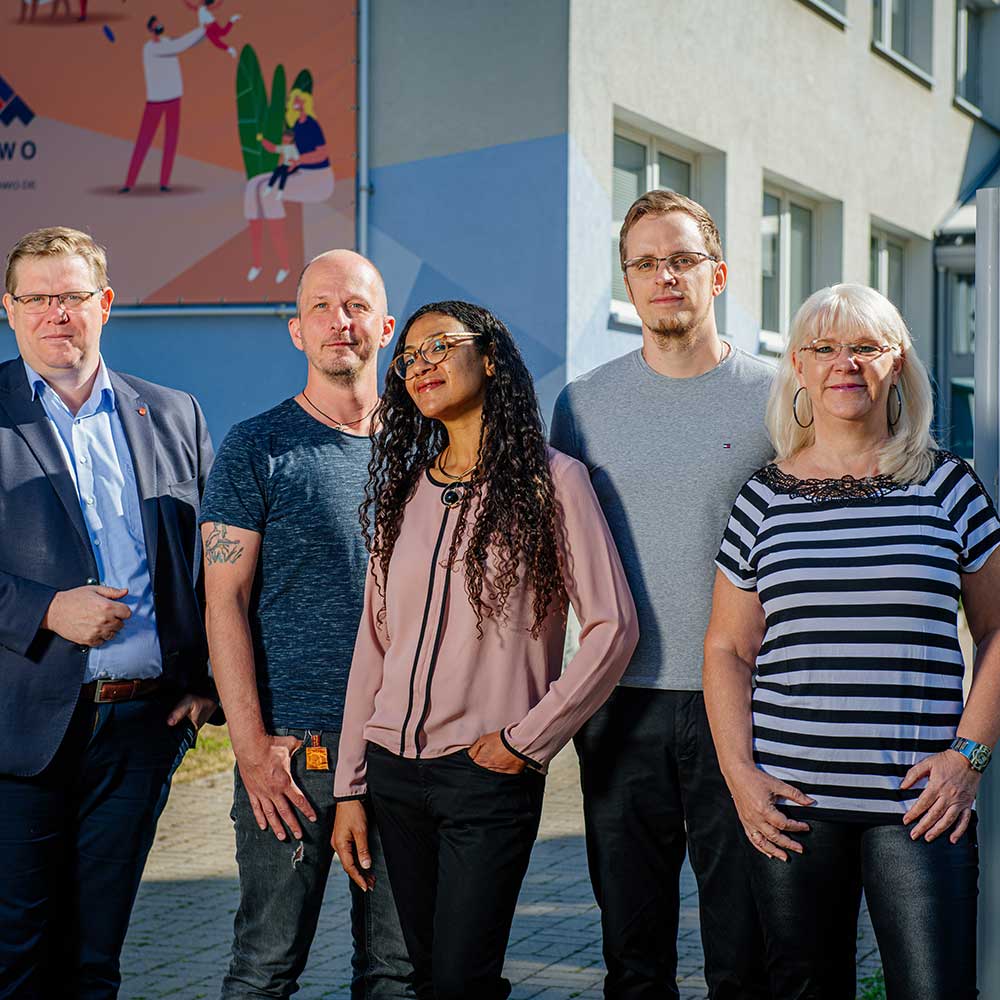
[566,0,1000,377]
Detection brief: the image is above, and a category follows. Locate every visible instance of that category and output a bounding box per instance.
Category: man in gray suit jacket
[0,227,217,999]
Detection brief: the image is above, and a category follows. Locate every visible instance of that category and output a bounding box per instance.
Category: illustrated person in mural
[549,190,775,999]
[244,87,334,285]
[182,0,241,59]
[120,16,206,194]
[18,0,69,19]
[200,250,415,999]
[332,300,638,1000]
[262,127,299,200]
[706,284,1000,1000]
[0,226,217,996]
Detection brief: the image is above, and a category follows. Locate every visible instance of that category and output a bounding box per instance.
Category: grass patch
[175,723,234,784]
[857,967,885,1000]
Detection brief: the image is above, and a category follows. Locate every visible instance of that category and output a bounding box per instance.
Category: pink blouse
[333,448,638,798]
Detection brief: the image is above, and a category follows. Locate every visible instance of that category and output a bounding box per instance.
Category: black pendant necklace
[441,483,467,508]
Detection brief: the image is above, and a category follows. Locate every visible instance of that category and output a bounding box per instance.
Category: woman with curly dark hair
[333,300,638,1000]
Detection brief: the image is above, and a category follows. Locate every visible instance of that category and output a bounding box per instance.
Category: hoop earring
[888,383,903,430]
[792,387,814,428]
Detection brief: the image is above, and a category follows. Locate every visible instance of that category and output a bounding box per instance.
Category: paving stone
[121,748,880,998]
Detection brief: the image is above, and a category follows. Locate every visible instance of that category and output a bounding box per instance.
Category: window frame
[869,228,907,312]
[611,123,699,319]
[955,1,983,109]
[796,0,848,28]
[759,185,818,356]
[871,0,935,87]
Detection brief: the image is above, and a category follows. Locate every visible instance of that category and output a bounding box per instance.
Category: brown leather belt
[80,678,162,704]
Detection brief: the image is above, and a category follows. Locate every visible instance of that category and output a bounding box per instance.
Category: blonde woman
[704,284,1000,999]
[243,88,334,284]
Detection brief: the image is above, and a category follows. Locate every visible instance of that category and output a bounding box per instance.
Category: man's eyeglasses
[392,332,480,380]
[798,339,896,362]
[9,290,103,314]
[622,251,718,279]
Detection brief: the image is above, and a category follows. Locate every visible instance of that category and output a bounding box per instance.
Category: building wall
[1,313,305,445]
[367,0,572,418]
[566,0,1000,382]
[10,1,997,445]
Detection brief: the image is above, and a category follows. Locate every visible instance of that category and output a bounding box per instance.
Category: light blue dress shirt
[24,359,161,681]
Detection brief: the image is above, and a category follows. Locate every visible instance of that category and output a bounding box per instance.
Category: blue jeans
[0,690,195,999]
[220,729,414,999]
[746,815,979,999]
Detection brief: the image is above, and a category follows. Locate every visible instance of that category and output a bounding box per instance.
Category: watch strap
[950,737,993,773]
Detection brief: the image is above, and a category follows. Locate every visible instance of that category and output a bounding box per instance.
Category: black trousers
[575,687,769,1000]
[746,816,979,1000]
[365,743,544,1000]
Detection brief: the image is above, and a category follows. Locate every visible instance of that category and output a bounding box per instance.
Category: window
[949,273,975,459]
[761,189,815,353]
[869,230,905,310]
[872,0,933,80]
[951,272,975,357]
[797,0,847,26]
[956,2,983,107]
[612,128,694,304]
[955,0,1000,123]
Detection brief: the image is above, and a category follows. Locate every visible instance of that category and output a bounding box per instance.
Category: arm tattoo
[205,523,245,565]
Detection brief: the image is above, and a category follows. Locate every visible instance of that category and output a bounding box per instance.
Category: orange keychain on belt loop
[305,733,329,771]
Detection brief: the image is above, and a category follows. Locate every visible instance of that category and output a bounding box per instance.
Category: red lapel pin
[138,407,147,416]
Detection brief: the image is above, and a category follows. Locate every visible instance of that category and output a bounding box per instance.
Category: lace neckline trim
[757,451,955,503]
[757,464,899,502]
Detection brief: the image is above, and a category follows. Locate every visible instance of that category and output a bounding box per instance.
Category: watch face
[970,745,992,772]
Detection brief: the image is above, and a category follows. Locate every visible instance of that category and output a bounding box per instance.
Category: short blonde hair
[5,226,109,294]
[618,190,723,269]
[285,89,314,127]
[766,283,937,485]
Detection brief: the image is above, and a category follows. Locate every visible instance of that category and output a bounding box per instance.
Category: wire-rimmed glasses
[9,290,103,314]
[392,332,479,380]
[798,339,896,362]
[622,251,718,279]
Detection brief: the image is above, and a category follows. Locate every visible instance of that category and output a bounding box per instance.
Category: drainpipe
[356,0,371,257]
[975,186,1000,999]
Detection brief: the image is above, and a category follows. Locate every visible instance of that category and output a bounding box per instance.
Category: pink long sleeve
[502,457,638,765]
[333,564,388,798]
[332,448,638,794]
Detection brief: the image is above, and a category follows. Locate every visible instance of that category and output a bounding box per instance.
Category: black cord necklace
[301,390,378,432]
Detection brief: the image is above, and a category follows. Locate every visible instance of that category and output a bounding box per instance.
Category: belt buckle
[94,679,137,703]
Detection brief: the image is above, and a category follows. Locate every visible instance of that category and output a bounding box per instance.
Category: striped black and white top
[715,451,1000,822]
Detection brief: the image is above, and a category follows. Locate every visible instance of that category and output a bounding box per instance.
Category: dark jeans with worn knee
[0,690,195,1000]
[365,742,545,1000]
[575,687,769,1000]
[220,729,414,1000]
[746,815,979,1000]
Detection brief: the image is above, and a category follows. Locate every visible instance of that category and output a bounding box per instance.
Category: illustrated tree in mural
[236,45,313,180]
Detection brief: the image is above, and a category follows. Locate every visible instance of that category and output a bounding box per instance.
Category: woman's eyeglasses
[392,332,479,380]
[799,339,896,362]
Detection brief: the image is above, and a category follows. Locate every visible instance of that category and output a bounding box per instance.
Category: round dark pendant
[442,485,465,508]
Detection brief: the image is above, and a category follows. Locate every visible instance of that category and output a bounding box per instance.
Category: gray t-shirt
[199,398,371,731]
[550,347,774,690]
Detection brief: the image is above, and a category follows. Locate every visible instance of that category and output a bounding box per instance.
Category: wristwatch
[950,737,993,773]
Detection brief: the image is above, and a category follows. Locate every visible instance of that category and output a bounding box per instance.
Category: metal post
[356,0,371,257]
[975,186,1000,999]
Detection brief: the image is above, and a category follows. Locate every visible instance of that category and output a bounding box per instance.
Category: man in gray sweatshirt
[550,191,774,1000]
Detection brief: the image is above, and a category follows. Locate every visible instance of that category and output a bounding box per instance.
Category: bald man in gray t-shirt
[550,192,774,1000]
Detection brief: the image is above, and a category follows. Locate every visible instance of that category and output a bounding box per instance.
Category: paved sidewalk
[121,748,880,999]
